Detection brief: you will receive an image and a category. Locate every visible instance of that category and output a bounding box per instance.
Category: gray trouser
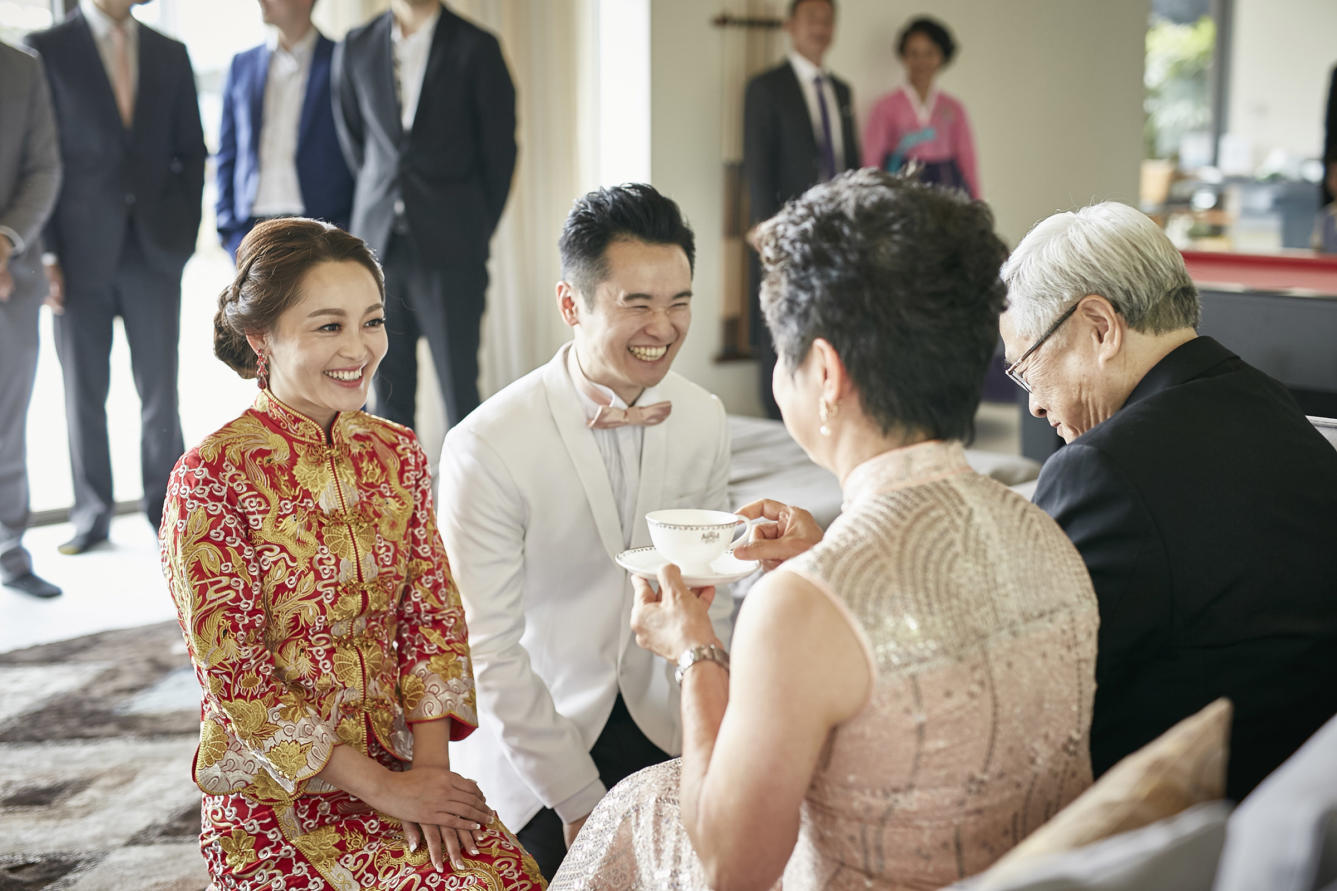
[54,230,184,536]
[0,249,43,581]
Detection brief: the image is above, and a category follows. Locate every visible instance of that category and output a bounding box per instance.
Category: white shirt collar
[392,3,442,47]
[265,24,319,62]
[80,0,135,41]
[566,343,630,420]
[787,50,827,84]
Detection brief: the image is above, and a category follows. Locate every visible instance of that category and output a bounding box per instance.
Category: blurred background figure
[0,40,63,598]
[333,0,516,433]
[25,0,206,556]
[862,15,980,199]
[743,0,858,420]
[214,0,353,260]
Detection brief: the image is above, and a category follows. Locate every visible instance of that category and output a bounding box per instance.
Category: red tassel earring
[255,351,269,390]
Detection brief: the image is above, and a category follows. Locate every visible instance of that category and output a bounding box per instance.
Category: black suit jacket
[26,12,205,293]
[743,60,858,225]
[332,8,516,269]
[1034,336,1337,801]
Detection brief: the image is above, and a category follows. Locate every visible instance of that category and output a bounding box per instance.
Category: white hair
[1001,201,1200,339]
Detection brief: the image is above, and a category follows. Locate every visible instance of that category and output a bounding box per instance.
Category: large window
[1144,0,1336,253]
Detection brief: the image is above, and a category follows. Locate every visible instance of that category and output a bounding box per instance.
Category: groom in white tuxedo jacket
[439,184,733,879]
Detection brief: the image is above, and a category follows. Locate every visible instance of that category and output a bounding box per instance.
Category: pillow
[984,697,1231,882]
[1213,710,1337,891]
[946,801,1230,891]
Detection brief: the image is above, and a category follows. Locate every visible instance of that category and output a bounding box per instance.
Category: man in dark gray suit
[333,0,516,431]
[743,0,857,418]
[27,0,206,554]
[0,41,63,598]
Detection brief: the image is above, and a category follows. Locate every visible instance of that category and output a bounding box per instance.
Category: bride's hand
[373,768,493,871]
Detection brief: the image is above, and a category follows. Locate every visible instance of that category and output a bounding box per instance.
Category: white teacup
[646,509,751,575]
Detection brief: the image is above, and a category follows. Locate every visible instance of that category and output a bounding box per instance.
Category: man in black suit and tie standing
[26,0,206,555]
[743,0,857,418]
[333,0,516,432]
[0,40,63,598]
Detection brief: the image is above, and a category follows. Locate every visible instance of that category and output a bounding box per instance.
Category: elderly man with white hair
[999,201,1337,802]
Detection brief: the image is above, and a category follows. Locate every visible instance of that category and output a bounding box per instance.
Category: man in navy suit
[743,0,857,418]
[333,0,516,432]
[26,0,205,554]
[216,0,352,260]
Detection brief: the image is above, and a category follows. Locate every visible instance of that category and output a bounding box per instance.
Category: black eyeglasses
[1005,302,1079,393]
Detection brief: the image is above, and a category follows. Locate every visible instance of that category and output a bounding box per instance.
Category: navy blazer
[332,8,516,269]
[215,32,353,257]
[25,11,205,293]
[1034,336,1337,801]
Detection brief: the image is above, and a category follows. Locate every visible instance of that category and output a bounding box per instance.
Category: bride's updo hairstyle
[213,218,386,380]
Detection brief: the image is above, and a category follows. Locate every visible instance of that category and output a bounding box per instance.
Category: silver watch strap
[674,643,730,685]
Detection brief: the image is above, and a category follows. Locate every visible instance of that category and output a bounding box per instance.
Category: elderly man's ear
[1077,295,1125,366]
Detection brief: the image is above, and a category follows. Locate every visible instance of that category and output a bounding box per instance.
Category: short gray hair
[1001,201,1200,339]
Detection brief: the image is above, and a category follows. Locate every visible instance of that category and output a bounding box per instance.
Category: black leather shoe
[4,572,62,598]
[57,530,109,556]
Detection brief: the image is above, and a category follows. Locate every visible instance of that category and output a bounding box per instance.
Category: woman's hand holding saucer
[631,564,719,661]
[731,499,823,571]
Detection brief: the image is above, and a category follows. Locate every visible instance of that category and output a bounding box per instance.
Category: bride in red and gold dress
[160,218,544,889]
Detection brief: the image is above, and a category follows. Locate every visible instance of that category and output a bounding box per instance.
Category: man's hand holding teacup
[631,564,720,662]
[731,499,823,571]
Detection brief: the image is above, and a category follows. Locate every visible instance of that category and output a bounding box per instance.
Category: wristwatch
[674,643,730,685]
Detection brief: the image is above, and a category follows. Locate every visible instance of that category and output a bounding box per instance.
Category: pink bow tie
[588,401,672,429]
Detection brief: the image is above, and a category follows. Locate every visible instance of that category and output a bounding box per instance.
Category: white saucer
[615,547,760,587]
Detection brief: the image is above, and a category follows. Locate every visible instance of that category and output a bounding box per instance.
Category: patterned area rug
[0,621,210,890]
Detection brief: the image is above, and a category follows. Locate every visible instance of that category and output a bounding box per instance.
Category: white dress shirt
[251,26,318,217]
[80,0,138,109]
[566,346,645,551]
[788,51,844,171]
[392,5,442,132]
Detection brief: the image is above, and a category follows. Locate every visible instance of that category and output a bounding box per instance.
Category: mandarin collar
[254,389,350,445]
[841,439,971,510]
[1121,336,1235,411]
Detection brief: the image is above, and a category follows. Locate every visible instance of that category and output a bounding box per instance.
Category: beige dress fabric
[552,441,1099,890]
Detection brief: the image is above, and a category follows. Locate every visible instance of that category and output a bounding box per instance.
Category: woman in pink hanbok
[863,17,980,199]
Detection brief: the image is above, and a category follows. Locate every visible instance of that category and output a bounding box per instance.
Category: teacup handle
[730,514,766,549]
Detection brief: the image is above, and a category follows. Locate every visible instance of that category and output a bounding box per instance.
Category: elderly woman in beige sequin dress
[550,171,1100,891]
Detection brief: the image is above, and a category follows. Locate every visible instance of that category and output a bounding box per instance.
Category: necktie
[588,401,672,430]
[814,74,836,180]
[110,20,134,128]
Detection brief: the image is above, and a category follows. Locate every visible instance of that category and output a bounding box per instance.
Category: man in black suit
[27,0,206,554]
[743,0,857,418]
[333,0,516,431]
[1000,201,1337,802]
